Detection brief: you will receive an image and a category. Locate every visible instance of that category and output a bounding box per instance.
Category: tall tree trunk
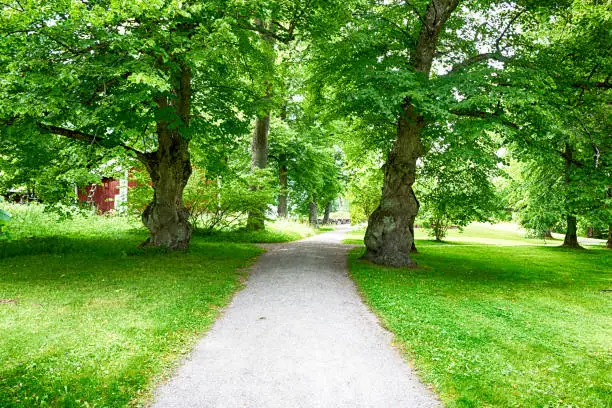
[141,63,193,249]
[410,190,420,253]
[277,153,288,218]
[561,143,582,249]
[309,192,318,228]
[364,105,423,267]
[563,215,581,248]
[142,132,192,249]
[363,0,459,267]
[246,113,270,231]
[323,201,332,224]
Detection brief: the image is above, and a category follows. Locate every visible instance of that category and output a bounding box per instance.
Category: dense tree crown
[1,0,609,260]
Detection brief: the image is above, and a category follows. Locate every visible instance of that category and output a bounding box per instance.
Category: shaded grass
[0,207,263,407]
[197,220,322,243]
[348,226,612,407]
[343,223,558,247]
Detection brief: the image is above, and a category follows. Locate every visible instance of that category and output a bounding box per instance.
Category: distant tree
[502,0,611,248]
[416,126,503,241]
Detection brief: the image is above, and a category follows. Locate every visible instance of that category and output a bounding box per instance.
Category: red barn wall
[77,178,120,213]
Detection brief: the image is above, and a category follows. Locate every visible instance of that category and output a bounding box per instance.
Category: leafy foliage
[416,128,504,241]
[0,205,10,239]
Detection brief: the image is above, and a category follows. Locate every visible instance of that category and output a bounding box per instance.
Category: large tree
[314,0,607,266]
[0,1,269,248]
[313,1,528,266]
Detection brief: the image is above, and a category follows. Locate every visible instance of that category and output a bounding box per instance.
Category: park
[0,0,610,407]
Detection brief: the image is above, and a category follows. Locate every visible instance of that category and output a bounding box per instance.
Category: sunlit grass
[347,224,611,407]
[0,205,263,407]
[197,219,321,243]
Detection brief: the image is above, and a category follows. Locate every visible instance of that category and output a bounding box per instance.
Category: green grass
[348,224,612,407]
[197,219,321,243]
[0,205,263,407]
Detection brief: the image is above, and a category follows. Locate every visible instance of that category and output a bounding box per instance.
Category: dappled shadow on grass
[0,230,264,262]
[0,230,147,259]
[348,245,612,408]
[351,242,611,288]
[0,233,263,408]
[194,228,304,244]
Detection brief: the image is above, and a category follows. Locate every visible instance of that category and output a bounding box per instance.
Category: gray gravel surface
[152,226,440,408]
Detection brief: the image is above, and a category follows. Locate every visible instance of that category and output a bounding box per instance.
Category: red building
[78,176,135,213]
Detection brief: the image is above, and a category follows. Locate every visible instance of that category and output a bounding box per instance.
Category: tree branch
[450,108,518,129]
[36,123,148,162]
[447,8,525,75]
[240,21,294,43]
[449,52,507,73]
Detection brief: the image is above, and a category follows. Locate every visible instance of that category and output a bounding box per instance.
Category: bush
[127,166,276,233]
[185,167,275,232]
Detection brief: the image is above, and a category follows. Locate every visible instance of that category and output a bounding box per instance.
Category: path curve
[152,226,440,408]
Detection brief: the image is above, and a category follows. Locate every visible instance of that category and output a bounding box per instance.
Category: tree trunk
[309,193,319,228]
[562,214,581,248]
[363,105,423,267]
[561,143,582,249]
[607,187,611,249]
[140,63,193,250]
[544,228,553,239]
[323,202,332,224]
[246,113,270,231]
[141,129,192,250]
[410,190,420,253]
[277,154,288,218]
[363,0,459,267]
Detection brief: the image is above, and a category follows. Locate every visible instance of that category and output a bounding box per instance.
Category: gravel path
[152,226,440,408]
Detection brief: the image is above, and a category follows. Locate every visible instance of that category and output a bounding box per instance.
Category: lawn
[348,224,611,407]
[1,206,311,407]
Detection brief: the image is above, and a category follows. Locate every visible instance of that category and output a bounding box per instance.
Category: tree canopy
[1,0,609,260]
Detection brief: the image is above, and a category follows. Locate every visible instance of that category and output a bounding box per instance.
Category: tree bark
[141,131,192,249]
[246,113,270,231]
[277,153,288,218]
[562,215,581,248]
[140,63,193,250]
[323,201,332,224]
[363,105,424,267]
[607,225,612,249]
[309,192,318,228]
[363,0,459,267]
[410,190,420,253]
[561,143,582,249]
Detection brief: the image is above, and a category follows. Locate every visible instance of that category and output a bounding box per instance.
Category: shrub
[127,166,276,233]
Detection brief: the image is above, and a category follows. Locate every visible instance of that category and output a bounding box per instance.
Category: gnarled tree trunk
[363,0,459,267]
[141,63,193,250]
[246,113,270,231]
[142,131,192,249]
[363,106,423,267]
